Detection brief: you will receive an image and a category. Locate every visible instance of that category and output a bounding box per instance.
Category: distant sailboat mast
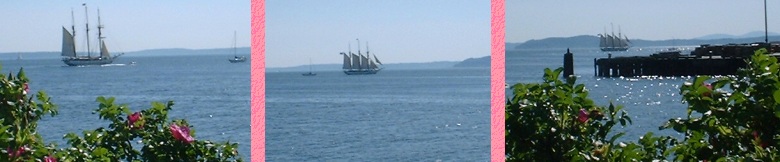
[233,31,237,57]
[84,3,91,58]
[357,38,362,71]
[71,8,76,42]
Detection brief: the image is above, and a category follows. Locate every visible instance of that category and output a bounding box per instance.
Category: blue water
[0,54,250,159]
[266,68,490,161]
[506,47,700,142]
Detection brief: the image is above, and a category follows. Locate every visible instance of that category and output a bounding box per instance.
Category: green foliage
[507,48,780,161]
[661,48,780,161]
[505,68,636,161]
[0,67,242,161]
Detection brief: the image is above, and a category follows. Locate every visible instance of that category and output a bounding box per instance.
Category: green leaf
[773,89,780,104]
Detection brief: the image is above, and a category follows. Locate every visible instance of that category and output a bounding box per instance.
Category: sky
[507,1,779,43]
[266,0,490,68]
[0,1,250,53]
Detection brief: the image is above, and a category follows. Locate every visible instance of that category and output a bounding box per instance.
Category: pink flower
[23,83,29,95]
[128,112,142,129]
[578,109,589,123]
[703,83,713,97]
[169,123,195,144]
[43,155,57,162]
[6,146,24,158]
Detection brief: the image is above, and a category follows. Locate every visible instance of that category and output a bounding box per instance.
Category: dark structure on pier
[594,42,780,77]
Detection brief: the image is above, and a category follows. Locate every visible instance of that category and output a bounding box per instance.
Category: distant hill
[510,34,780,50]
[453,56,490,68]
[695,31,780,40]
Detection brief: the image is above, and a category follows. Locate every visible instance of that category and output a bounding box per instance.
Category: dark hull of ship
[600,47,630,52]
[302,72,317,76]
[229,57,246,63]
[343,69,380,75]
[62,57,114,66]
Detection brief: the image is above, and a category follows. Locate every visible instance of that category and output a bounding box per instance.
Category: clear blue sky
[507,1,779,43]
[0,1,250,53]
[266,0,490,68]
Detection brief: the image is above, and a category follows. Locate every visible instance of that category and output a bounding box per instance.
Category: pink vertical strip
[251,0,266,161]
[490,0,505,161]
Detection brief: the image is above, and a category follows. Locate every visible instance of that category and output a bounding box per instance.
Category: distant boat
[228,31,246,63]
[302,58,317,76]
[17,53,21,60]
[61,4,124,66]
[598,24,631,52]
[341,39,383,75]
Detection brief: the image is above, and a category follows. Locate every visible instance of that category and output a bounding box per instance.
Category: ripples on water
[266,68,490,161]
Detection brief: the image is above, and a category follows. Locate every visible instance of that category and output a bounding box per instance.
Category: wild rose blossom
[6,146,24,158]
[128,112,142,129]
[703,83,713,97]
[43,154,57,162]
[170,123,195,144]
[23,83,29,95]
[754,131,769,148]
[578,109,589,123]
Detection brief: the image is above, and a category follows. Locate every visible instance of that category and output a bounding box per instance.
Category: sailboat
[598,24,631,52]
[228,31,246,63]
[61,4,123,66]
[341,39,383,75]
[302,58,317,76]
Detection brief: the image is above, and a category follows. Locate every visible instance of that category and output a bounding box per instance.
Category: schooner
[341,39,383,75]
[61,3,123,66]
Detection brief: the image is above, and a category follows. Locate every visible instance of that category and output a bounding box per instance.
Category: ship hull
[343,69,381,75]
[62,57,114,66]
[600,47,630,52]
[229,57,246,63]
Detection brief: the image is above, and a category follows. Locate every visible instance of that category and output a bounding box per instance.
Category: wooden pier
[591,42,780,77]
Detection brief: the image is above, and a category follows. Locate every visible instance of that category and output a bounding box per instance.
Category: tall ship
[61,4,123,66]
[598,25,631,52]
[341,39,383,75]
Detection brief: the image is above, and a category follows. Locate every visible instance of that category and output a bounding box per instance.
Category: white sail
[351,53,361,70]
[360,54,370,69]
[100,40,110,58]
[342,52,351,69]
[61,27,77,57]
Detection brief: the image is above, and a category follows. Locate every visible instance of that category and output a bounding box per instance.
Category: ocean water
[266,68,490,161]
[506,47,702,142]
[0,54,250,159]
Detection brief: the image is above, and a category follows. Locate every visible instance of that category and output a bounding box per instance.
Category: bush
[505,68,636,161]
[507,48,780,161]
[662,48,780,161]
[0,67,242,161]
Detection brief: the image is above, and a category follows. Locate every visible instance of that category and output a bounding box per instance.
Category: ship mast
[366,41,371,69]
[98,8,105,58]
[765,0,769,43]
[83,3,91,58]
[233,31,237,57]
[71,8,76,42]
[357,38,361,70]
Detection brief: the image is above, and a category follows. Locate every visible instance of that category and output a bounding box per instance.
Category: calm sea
[506,47,702,142]
[0,54,250,159]
[266,68,490,161]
